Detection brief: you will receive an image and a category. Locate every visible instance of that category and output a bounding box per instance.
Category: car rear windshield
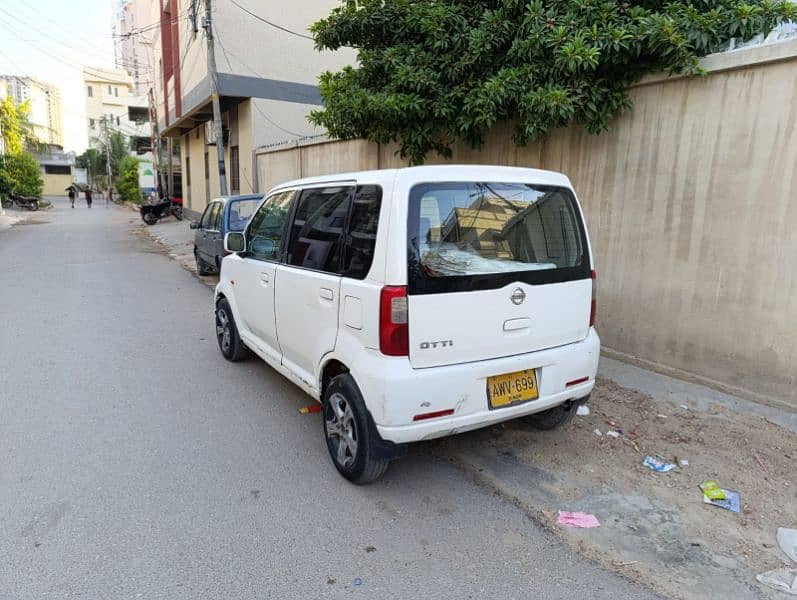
[407,182,591,294]
[227,198,260,232]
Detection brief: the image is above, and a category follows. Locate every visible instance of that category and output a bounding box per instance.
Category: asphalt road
[0,199,659,599]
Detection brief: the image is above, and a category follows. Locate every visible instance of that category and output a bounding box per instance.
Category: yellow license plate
[487,369,539,409]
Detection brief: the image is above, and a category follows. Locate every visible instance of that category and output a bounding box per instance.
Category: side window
[342,185,382,280]
[286,186,353,273]
[246,191,295,261]
[199,202,216,229]
[211,202,223,230]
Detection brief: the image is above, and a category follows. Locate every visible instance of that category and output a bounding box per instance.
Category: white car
[215,165,599,483]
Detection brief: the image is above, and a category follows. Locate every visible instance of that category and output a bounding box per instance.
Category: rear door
[275,185,354,387]
[406,182,592,369]
[198,201,222,264]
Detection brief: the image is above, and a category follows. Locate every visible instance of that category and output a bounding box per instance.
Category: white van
[215,166,599,483]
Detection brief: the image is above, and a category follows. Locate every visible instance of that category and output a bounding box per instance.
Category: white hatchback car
[215,165,599,483]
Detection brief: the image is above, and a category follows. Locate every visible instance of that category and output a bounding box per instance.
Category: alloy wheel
[216,307,231,353]
[325,392,358,468]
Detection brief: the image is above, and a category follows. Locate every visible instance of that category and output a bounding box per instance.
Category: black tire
[215,298,248,362]
[173,206,183,221]
[28,201,39,212]
[323,374,389,484]
[195,248,213,276]
[142,212,158,226]
[521,400,579,430]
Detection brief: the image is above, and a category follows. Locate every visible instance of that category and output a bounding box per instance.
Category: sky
[0,0,118,154]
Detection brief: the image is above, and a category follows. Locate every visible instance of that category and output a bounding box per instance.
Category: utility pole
[203,0,228,196]
[101,116,114,200]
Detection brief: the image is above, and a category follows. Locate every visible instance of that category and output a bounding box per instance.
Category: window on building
[185,156,191,187]
[108,85,112,94]
[44,165,71,175]
[116,116,120,126]
[230,146,240,194]
[114,87,118,97]
[87,85,93,97]
[89,118,95,128]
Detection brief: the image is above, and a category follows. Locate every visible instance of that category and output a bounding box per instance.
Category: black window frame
[200,201,220,230]
[407,182,592,295]
[87,85,93,97]
[284,185,355,275]
[230,145,240,194]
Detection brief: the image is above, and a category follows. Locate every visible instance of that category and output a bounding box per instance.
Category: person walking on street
[85,188,93,208]
[68,187,76,208]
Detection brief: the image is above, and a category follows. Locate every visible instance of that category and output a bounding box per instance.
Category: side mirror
[225,231,246,253]
[189,221,199,230]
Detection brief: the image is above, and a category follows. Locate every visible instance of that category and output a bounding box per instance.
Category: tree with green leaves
[0,96,40,155]
[0,152,43,197]
[75,148,106,190]
[116,155,143,203]
[311,0,797,163]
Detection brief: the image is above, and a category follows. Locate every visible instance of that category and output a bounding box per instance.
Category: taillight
[380,286,409,356]
[589,270,597,327]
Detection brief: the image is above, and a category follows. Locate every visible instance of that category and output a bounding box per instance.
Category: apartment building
[112,0,159,96]
[0,75,63,147]
[83,67,150,154]
[151,0,356,214]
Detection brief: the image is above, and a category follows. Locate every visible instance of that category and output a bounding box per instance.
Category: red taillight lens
[380,286,409,356]
[589,270,597,327]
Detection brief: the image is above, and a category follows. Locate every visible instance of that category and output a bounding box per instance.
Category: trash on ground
[557,511,600,528]
[699,480,727,501]
[643,455,677,472]
[593,428,603,437]
[657,414,667,419]
[680,404,689,410]
[703,489,741,513]
[606,419,620,428]
[778,528,797,563]
[606,430,620,439]
[576,405,590,416]
[679,459,689,466]
[756,567,797,595]
[353,577,363,587]
[752,450,770,474]
[299,405,323,414]
[614,560,639,567]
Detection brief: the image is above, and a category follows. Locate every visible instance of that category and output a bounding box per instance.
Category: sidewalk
[137,215,796,599]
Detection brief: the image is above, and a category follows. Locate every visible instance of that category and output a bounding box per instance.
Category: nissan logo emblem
[510,288,526,305]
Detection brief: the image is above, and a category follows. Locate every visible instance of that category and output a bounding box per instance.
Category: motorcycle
[139,196,183,226]
[1,193,40,211]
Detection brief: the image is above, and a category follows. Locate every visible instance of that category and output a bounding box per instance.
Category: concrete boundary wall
[255,40,797,410]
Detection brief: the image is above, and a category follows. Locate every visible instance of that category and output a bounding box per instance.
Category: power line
[226,0,315,41]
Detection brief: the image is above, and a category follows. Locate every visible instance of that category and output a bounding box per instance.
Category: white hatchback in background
[215,165,599,483]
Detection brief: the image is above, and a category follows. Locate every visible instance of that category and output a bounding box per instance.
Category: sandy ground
[441,377,797,598]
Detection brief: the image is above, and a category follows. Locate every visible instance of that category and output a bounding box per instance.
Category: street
[0,199,659,599]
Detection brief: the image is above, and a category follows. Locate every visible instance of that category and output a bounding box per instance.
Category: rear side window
[408,182,590,294]
[211,203,223,231]
[227,198,260,231]
[286,186,353,273]
[246,191,295,261]
[342,185,382,280]
[200,202,218,229]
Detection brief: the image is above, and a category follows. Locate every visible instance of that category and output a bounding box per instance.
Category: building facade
[112,0,159,96]
[83,67,150,155]
[149,0,355,214]
[0,75,63,147]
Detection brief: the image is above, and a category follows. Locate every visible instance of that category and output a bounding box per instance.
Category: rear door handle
[319,287,334,301]
[504,318,530,331]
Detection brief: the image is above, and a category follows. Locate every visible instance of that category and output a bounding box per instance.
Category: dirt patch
[438,377,796,598]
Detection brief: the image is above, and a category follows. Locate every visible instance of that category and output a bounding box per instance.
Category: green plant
[75,148,106,190]
[0,152,43,197]
[311,0,797,163]
[116,156,143,203]
[0,96,41,154]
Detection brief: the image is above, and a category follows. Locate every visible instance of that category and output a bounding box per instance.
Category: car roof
[208,194,263,204]
[270,165,572,193]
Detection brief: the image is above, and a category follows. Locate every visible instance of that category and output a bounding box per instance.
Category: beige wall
[254,41,797,408]
[41,173,72,197]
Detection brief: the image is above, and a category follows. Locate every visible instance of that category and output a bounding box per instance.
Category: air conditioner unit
[204,120,230,146]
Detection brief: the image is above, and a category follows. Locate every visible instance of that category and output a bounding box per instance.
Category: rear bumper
[357,329,600,444]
